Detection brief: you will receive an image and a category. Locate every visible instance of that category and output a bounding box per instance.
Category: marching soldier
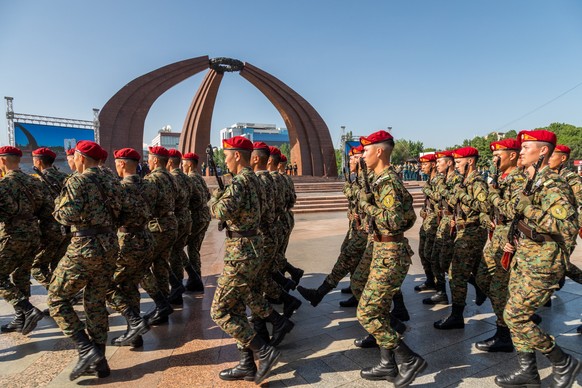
[0,146,44,335]
[356,130,426,386]
[209,136,281,384]
[495,130,580,388]
[48,141,123,380]
[182,152,209,293]
[434,147,488,330]
[475,138,524,352]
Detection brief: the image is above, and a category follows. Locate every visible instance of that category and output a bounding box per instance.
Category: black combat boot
[168,274,186,305]
[144,292,174,326]
[468,275,487,306]
[475,326,514,353]
[130,335,143,348]
[530,313,543,325]
[544,298,553,307]
[280,291,302,318]
[543,345,581,388]
[248,335,281,384]
[414,278,436,292]
[1,308,25,333]
[15,299,44,335]
[391,291,410,322]
[69,330,104,381]
[297,282,333,307]
[422,283,449,305]
[272,271,296,292]
[494,352,541,387]
[84,343,111,378]
[284,262,304,286]
[339,295,358,307]
[361,347,399,381]
[253,317,270,343]
[391,316,407,335]
[434,304,465,330]
[184,265,204,293]
[111,307,149,346]
[219,347,256,381]
[341,286,353,294]
[393,340,427,388]
[355,334,378,348]
[266,310,294,347]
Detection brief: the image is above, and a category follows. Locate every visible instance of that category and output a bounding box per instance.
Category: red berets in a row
[32,147,57,159]
[349,145,364,156]
[490,138,520,151]
[76,140,103,160]
[435,150,454,159]
[0,146,23,157]
[223,136,253,151]
[452,146,479,158]
[168,149,182,159]
[360,130,393,146]
[114,148,141,161]
[419,153,436,163]
[253,141,270,153]
[149,146,170,157]
[182,152,199,161]
[280,154,288,163]
[555,144,571,154]
[517,129,556,146]
[268,146,281,157]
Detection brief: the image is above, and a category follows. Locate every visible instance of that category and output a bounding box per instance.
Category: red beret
[253,141,271,153]
[66,148,76,156]
[280,154,288,163]
[517,129,556,146]
[268,146,281,157]
[223,136,253,151]
[75,140,103,161]
[555,144,571,154]
[360,130,394,146]
[349,145,364,156]
[100,148,108,162]
[114,148,141,161]
[419,153,436,163]
[182,152,199,161]
[490,138,520,151]
[32,147,56,159]
[148,146,170,157]
[0,146,23,157]
[435,150,454,159]
[452,146,479,158]
[167,149,182,159]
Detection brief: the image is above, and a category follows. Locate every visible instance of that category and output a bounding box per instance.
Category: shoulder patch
[550,205,567,220]
[382,194,395,208]
[477,192,487,202]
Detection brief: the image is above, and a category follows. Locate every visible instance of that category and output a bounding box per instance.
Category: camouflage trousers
[324,227,368,288]
[565,261,582,284]
[31,231,69,288]
[259,232,284,301]
[350,237,374,300]
[0,234,41,305]
[430,216,455,289]
[169,217,192,287]
[141,228,178,298]
[186,217,210,275]
[418,214,438,282]
[357,240,412,349]
[476,224,511,326]
[274,215,292,272]
[107,230,155,313]
[504,248,565,353]
[48,233,118,344]
[449,225,487,306]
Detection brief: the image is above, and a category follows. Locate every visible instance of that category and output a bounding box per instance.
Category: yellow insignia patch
[477,192,487,202]
[550,205,567,220]
[59,196,68,207]
[382,195,395,208]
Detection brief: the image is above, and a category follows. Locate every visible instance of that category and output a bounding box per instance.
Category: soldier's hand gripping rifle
[33,166,62,200]
[501,154,545,270]
[488,157,501,240]
[206,144,226,231]
[359,158,380,240]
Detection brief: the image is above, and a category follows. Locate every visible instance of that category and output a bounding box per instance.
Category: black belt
[72,226,114,237]
[226,229,258,238]
[373,233,404,243]
[119,226,146,234]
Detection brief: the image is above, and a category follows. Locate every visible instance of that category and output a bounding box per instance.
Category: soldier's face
[0,157,5,172]
[454,158,469,175]
[224,150,236,173]
[67,155,76,172]
[74,152,84,172]
[548,151,567,170]
[519,142,542,168]
[420,161,433,175]
[363,145,379,169]
[436,158,448,174]
[114,159,123,177]
[349,155,359,172]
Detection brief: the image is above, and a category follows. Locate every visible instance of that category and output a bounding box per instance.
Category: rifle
[501,154,545,270]
[206,144,226,231]
[488,157,501,240]
[359,158,380,240]
[33,166,62,200]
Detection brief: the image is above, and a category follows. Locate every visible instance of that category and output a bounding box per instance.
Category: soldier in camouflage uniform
[166,149,193,305]
[356,131,426,387]
[0,146,44,335]
[434,147,489,330]
[209,136,281,385]
[297,145,368,307]
[474,139,524,352]
[415,153,440,292]
[183,152,209,293]
[106,148,153,348]
[422,150,461,305]
[140,146,178,325]
[496,130,581,388]
[29,147,70,290]
[48,141,123,380]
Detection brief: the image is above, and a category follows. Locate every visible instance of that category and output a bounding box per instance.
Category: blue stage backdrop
[14,122,95,172]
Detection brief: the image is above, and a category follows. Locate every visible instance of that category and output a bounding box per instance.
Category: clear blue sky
[1,0,581,151]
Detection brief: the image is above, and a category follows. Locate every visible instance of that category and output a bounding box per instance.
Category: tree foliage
[391,139,424,164]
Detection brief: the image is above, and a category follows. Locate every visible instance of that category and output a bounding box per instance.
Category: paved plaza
[1,210,581,387]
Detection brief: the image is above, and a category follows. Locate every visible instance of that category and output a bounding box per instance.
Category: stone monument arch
[99,56,337,177]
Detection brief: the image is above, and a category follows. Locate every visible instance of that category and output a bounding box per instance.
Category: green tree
[391,139,424,164]
[280,143,291,161]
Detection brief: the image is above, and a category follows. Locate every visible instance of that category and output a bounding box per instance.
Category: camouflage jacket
[188,172,210,223]
[269,171,287,222]
[438,170,463,213]
[0,170,43,237]
[421,173,443,215]
[255,170,277,231]
[170,168,192,223]
[487,167,526,224]
[210,166,262,232]
[560,167,582,227]
[282,173,296,211]
[143,167,177,232]
[452,170,489,225]
[118,174,152,229]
